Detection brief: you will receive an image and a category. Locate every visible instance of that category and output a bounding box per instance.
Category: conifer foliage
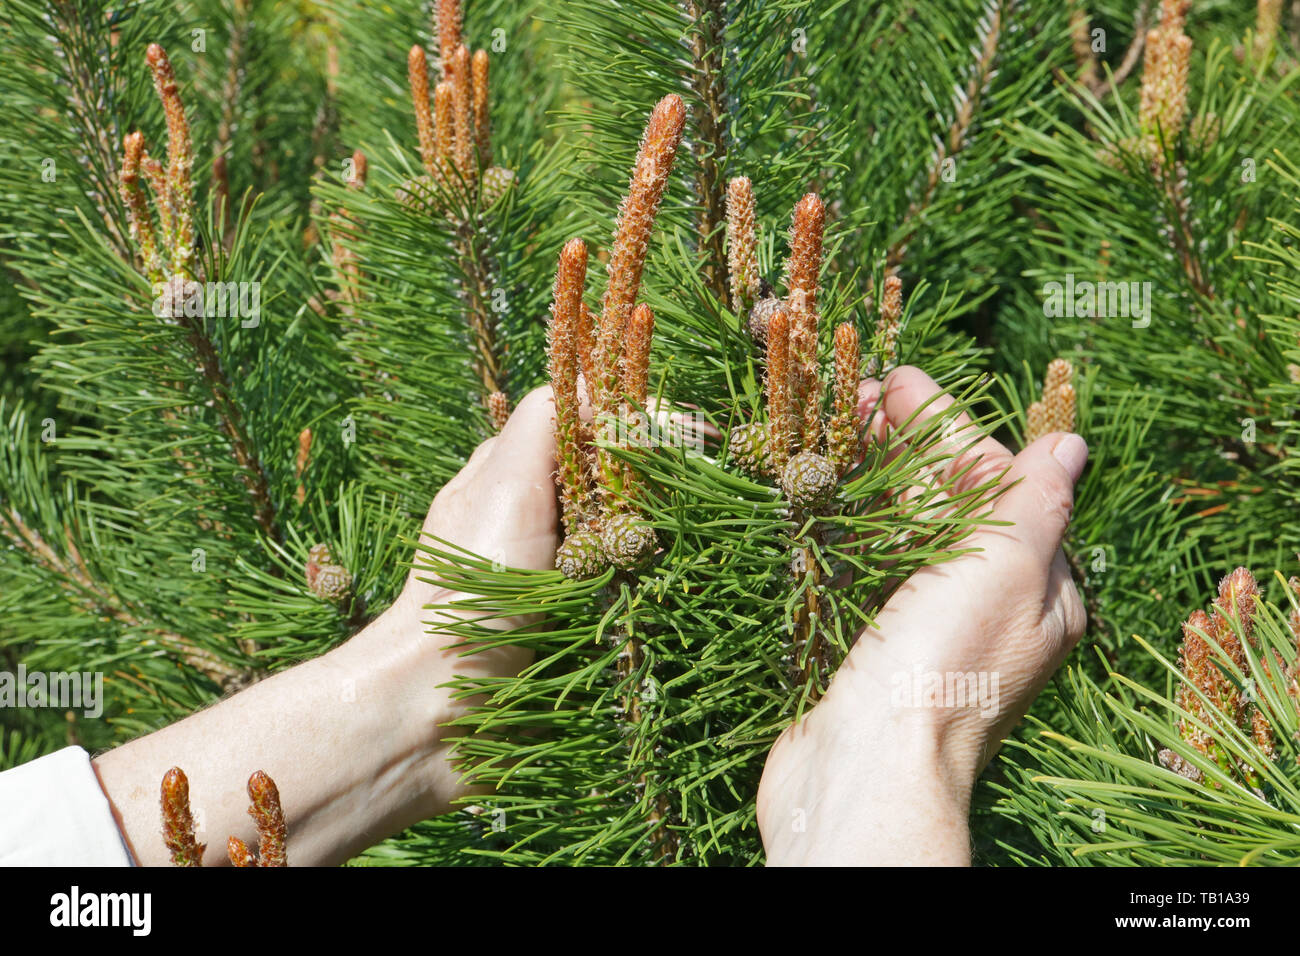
[4,0,1300,868]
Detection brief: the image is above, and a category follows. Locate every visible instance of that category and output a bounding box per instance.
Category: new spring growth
[161,767,288,866]
[871,275,904,374]
[404,0,513,214]
[549,96,686,579]
[294,427,312,504]
[1024,358,1077,444]
[1157,568,1275,787]
[726,176,760,316]
[725,183,863,505]
[160,767,205,866]
[118,44,198,286]
[1139,0,1192,145]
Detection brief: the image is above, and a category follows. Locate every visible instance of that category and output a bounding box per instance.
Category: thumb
[490,385,559,489]
[993,432,1087,565]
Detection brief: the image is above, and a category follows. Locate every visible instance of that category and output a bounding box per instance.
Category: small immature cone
[488,390,509,431]
[409,46,439,177]
[145,44,195,278]
[596,95,687,413]
[228,835,257,867]
[472,49,491,166]
[827,323,861,475]
[726,177,760,314]
[247,771,287,867]
[450,45,475,181]
[437,0,463,76]
[160,767,205,867]
[119,132,165,284]
[549,239,593,534]
[765,308,795,473]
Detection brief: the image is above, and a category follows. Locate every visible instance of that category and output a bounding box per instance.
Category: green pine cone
[311,563,353,604]
[480,166,516,208]
[781,450,837,507]
[556,530,608,579]
[600,513,657,570]
[747,296,782,347]
[727,422,769,476]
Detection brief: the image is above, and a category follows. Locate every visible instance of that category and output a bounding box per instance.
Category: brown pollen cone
[160,766,205,866]
[247,770,287,867]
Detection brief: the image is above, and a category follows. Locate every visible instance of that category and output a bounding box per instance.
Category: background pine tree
[3,0,1300,866]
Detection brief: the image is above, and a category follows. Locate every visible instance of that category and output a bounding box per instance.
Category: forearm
[93,591,467,866]
[760,671,977,866]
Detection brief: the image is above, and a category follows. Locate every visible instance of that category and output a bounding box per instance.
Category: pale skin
[92,366,1086,866]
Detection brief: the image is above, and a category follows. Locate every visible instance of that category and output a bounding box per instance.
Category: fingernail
[1051,433,1088,484]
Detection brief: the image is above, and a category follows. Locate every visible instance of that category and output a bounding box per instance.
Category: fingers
[879,366,1015,495]
[993,432,1088,566]
[857,379,888,447]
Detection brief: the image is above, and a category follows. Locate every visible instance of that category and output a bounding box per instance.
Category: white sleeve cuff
[0,746,135,866]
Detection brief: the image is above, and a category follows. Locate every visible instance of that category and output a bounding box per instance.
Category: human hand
[347,385,561,812]
[757,365,1088,865]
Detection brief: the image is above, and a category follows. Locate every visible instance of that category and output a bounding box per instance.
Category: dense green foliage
[3,0,1300,866]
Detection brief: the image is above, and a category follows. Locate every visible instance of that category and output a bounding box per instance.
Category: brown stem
[1091,0,1151,100]
[1,509,252,691]
[454,222,505,401]
[791,545,830,701]
[615,596,677,862]
[887,0,1006,271]
[683,0,730,305]
[176,309,283,546]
